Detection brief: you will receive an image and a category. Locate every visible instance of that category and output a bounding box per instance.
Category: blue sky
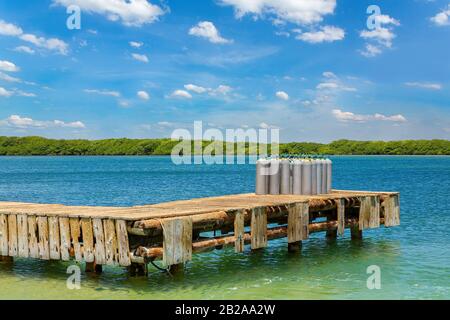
[0,0,449,142]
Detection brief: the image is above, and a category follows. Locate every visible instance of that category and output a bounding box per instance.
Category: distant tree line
[0,136,449,156]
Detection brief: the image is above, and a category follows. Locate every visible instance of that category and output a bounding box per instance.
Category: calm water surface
[0,156,449,299]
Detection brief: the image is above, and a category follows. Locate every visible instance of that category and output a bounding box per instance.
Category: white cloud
[276,91,289,100]
[84,89,121,97]
[184,84,208,94]
[14,46,35,54]
[0,72,21,83]
[0,20,23,36]
[189,21,233,44]
[360,27,395,47]
[0,19,68,55]
[1,115,85,129]
[359,14,400,57]
[15,90,36,97]
[0,60,19,72]
[405,82,442,90]
[219,0,337,25]
[316,73,357,92]
[431,5,450,26]
[137,90,150,100]
[332,109,406,123]
[317,82,356,91]
[360,44,382,57]
[170,90,192,99]
[323,71,337,79]
[129,41,143,48]
[52,0,166,27]
[212,85,232,95]
[183,84,233,96]
[0,87,13,97]
[20,34,68,55]
[118,100,130,107]
[131,53,149,63]
[295,26,345,43]
[374,14,400,27]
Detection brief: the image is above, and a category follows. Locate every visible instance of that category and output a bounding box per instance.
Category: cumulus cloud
[129,41,143,48]
[316,72,357,92]
[359,14,400,57]
[360,44,382,57]
[0,72,21,83]
[84,89,121,97]
[137,90,150,100]
[170,89,192,99]
[189,21,233,44]
[295,25,345,43]
[0,60,19,72]
[0,20,23,36]
[0,115,85,129]
[212,85,233,95]
[430,5,450,26]
[405,82,442,90]
[183,84,233,97]
[276,91,289,100]
[332,109,406,123]
[184,84,208,94]
[131,53,149,63]
[52,0,166,27]
[19,34,68,55]
[0,87,13,97]
[14,46,35,54]
[0,19,68,55]
[14,90,36,97]
[219,0,337,25]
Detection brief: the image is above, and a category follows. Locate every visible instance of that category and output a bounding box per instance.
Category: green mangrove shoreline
[0,136,449,156]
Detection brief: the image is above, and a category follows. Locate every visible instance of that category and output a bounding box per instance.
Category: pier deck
[0,190,400,273]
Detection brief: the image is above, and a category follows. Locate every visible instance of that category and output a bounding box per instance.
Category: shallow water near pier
[0,156,449,300]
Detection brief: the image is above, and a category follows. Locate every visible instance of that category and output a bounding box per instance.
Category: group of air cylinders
[255,156,332,195]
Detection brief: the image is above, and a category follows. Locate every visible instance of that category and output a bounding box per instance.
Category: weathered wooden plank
[27,216,39,259]
[17,215,29,258]
[300,202,309,240]
[161,217,193,266]
[103,219,118,265]
[81,218,94,263]
[369,196,380,229]
[116,220,131,266]
[287,203,302,243]
[59,217,71,261]
[234,210,245,253]
[69,218,82,262]
[384,194,400,227]
[37,216,50,260]
[0,214,9,256]
[48,216,61,260]
[251,207,267,250]
[336,198,345,236]
[359,196,371,230]
[8,215,18,257]
[93,219,106,265]
[393,194,400,226]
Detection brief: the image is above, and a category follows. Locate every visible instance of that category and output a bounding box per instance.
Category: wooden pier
[0,190,400,274]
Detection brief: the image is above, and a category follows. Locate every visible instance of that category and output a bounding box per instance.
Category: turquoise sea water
[0,156,449,300]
